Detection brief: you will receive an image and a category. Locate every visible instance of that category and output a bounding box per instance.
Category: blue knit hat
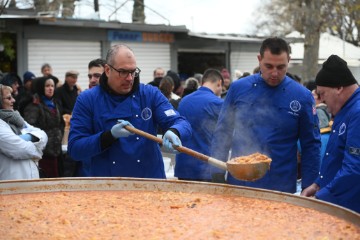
[23,71,36,84]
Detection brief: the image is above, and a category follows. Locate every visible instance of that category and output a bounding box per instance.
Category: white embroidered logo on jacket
[141,107,152,120]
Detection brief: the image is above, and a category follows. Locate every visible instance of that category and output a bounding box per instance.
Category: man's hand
[111,120,134,139]
[163,130,182,153]
[301,183,320,197]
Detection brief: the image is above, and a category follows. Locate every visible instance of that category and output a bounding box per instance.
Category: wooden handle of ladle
[125,125,163,144]
[124,126,227,171]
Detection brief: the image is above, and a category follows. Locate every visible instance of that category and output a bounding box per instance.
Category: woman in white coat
[0,84,48,180]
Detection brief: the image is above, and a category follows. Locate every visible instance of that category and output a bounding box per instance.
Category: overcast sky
[75,0,261,35]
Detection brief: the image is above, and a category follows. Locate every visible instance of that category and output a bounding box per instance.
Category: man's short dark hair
[259,37,290,57]
[88,58,106,69]
[202,69,224,85]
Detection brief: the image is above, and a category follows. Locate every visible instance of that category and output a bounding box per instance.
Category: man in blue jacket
[302,55,360,213]
[175,69,224,181]
[68,44,191,178]
[211,37,321,193]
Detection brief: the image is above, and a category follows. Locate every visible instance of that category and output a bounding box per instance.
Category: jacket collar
[99,73,139,97]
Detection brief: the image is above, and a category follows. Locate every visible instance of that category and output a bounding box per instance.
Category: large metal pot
[1,177,359,238]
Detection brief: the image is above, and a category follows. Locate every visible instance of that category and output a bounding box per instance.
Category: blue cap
[23,71,36,84]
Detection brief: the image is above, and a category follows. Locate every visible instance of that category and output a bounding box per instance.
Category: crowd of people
[0,59,105,178]
[0,37,359,213]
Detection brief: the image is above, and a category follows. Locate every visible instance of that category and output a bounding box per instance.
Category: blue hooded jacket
[175,87,223,180]
[68,75,191,178]
[212,73,321,193]
[315,88,360,213]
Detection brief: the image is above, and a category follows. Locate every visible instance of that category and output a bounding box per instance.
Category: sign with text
[108,31,174,43]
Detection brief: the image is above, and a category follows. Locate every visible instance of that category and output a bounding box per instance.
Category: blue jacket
[212,74,321,193]
[315,88,360,213]
[68,83,191,178]
[175,87,223,180]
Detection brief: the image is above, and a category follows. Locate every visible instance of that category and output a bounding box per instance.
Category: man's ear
[337,86,344,94]
[104,64,111,77]
[257,54,261,62]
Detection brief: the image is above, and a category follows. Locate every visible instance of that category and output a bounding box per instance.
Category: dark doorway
[0,32,17,73]
[177,52,225,80]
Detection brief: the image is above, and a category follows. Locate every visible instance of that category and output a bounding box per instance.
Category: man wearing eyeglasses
[68,44,192,178]
[88,58,106,89]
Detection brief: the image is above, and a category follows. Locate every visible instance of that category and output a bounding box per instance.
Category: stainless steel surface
[1,177,359,226]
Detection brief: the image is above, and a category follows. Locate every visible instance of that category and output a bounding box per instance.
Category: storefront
[0,13,264,89]
[0,16,188,89]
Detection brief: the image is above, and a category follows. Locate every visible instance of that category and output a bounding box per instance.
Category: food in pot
[229,152,272,164]
[0,190,359,239]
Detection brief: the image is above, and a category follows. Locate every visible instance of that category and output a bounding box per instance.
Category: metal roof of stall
[188,32,264,43]
[0,8,188,33]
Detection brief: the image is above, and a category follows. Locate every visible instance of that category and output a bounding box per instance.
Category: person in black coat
[54,70,80,114]
[23,76,65,178]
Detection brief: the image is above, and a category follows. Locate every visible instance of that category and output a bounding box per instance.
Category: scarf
[41,95,56,110]
[0,109,25,135]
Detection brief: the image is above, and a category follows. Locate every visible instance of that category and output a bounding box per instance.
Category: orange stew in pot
[0,190,359,239]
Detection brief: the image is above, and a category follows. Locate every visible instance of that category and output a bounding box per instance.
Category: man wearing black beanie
[315,54,357,87]
[302,54,360,213]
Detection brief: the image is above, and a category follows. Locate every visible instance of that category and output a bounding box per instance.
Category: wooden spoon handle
[175,146,227,170]
[175,146,209,162]
[125,125,163,144]
[125,126,207,159]
[124,126,226,170]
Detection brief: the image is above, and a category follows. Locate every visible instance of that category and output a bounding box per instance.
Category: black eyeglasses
[108,64,141,78]
[88,73,102,79]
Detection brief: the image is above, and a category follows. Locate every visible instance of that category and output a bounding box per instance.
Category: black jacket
[54,82,79,114]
